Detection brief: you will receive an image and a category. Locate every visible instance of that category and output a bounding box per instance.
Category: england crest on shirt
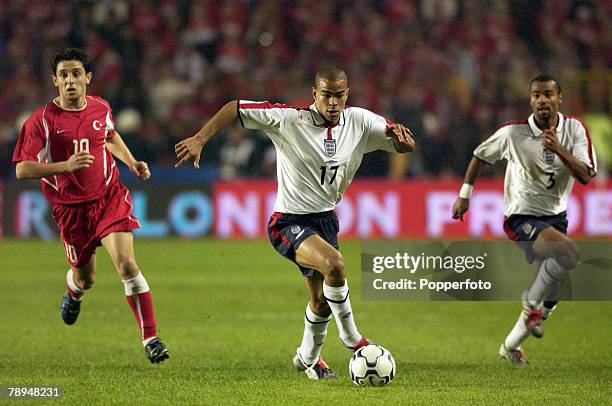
[543,147,555,165]
[324,139,336,157]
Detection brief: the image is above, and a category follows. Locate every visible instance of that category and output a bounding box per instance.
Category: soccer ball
[349,344,396,386]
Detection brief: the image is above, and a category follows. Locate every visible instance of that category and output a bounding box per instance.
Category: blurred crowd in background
[0,0,610,181]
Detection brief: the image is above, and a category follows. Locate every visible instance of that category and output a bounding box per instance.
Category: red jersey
[12,96,120,205]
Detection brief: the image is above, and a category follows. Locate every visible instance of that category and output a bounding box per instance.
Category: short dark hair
[530,74,561,94]
[314,66,348,88]
[52,47,91,75]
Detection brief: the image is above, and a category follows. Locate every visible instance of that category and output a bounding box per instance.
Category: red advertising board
[3,179,611,239]
[213,179,612,238]
[0,180,3,238]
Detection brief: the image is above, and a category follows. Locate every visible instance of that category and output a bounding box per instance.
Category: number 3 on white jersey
[545,171,556,189]
[72,139,90,154]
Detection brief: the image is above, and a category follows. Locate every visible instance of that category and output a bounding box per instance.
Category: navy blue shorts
[267,211,339,277]
[503,211,568,263]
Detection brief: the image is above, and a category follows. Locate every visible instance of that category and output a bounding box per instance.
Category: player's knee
[310,301,331,318]
[116,256,140,278]
[322,252,345,280]
[559,241,579,269]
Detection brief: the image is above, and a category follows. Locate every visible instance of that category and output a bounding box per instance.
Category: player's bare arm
[385,124,415,153]
[106,132,150,181]
[541,129,591,185]
[452,157,484,221]
[15,152,94,179]
[175,100,239,168]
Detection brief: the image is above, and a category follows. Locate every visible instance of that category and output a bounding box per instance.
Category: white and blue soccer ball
[349,344,396,386]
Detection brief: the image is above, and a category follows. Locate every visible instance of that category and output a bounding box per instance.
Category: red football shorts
[51,180,141,268]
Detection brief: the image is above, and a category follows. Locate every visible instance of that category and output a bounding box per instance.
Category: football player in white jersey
[175,66,414,379]
[452,74,597,365]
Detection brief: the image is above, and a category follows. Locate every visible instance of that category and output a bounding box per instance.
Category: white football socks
[66,269,84,301]
[506,258,570,350]
[504,312,530,350]
[323,280,362,348]
[122,272,150,295]
[298,304,331,365]
[142,336,157,347]
[527,258,569,304]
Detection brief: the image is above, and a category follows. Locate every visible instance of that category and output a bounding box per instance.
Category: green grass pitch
[0,239,610,405]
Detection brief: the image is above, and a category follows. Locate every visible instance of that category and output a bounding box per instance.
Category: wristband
[459,184,473,199]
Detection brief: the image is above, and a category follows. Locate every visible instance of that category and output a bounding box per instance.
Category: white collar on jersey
[528,112,564,136]
[53,97,88,111]
[309,103,346,127]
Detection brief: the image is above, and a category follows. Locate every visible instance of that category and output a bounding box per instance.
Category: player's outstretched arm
[175,100,239,168]
[385,124,415,153]
[452,157,483,221]
[106,132,150,181]
[15,152,94,179]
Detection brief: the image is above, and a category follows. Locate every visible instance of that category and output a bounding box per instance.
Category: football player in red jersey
[12,48,168,363]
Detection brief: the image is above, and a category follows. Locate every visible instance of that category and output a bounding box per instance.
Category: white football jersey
[474,113,597,216]
[238,101,396,214]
